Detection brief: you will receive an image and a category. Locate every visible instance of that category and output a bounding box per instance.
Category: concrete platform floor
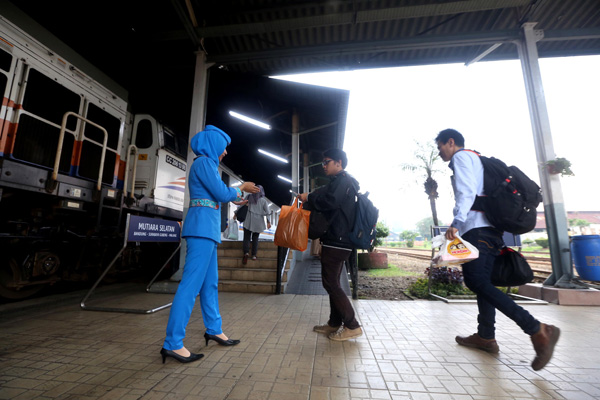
[1,285,599,400]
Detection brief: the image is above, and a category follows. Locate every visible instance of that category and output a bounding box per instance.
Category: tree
[372,221,390,251]
[401,141,446,226]
[416,216,445,240]
[568,218,590,228]
[400,230,418,247]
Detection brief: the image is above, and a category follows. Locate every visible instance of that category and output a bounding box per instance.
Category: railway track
[379,247,553,282]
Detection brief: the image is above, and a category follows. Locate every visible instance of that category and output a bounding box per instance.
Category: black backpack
[467,150,542,235]
[349,190,380,250]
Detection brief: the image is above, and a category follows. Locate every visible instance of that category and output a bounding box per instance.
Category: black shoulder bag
[491,247,534,287]
[302,201,330,240]
[235,204,249,222]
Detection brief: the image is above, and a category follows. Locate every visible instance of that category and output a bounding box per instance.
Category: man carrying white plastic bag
[435,129,559,371]
[431,233,479,266]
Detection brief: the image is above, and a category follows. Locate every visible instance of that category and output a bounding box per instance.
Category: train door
[130,114,186,214]
[154,126,186,212]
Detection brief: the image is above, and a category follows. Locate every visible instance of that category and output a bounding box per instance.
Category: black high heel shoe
[160,348,204,364]
[204,332,241,346]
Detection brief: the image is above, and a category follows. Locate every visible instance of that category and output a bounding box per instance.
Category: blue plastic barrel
[571,235,600,281]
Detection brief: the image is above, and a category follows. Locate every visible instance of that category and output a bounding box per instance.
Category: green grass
[521,246,550,254]
[381,242,433,249]
[366,264,421,278]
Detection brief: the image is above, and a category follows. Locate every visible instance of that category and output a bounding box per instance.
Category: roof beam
[208,30,521,64]
[154,0,530,41]
[170,0,200,47]
[207,28,600,65]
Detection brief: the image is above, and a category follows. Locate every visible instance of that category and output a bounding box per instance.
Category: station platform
[1,285,599,400]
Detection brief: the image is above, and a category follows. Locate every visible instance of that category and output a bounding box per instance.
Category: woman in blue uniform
[161,125,259,364]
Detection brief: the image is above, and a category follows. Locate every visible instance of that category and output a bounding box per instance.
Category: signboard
[127,215,181,242]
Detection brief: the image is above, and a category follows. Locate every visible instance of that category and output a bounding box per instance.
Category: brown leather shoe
[531,323,560,371]
[313,324,340,334]
[455,333,499,353]
[328,326,363,341]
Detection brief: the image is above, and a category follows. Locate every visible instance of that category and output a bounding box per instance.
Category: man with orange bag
[298,148,363,341]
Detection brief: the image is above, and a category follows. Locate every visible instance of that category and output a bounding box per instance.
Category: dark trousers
[461,227,540,339]
[321,245,360,329]
[242,228,260,256]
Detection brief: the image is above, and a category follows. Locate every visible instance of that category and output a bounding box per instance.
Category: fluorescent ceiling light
[230,181,242,187]
[229,111,271,130]
[278,175,292,183]
[258,149,288,163]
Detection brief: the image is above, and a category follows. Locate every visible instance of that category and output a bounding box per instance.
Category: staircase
[217,241,291,294]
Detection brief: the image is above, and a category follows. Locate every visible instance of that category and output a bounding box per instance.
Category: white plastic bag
[431,233,479,267]
[224,220,239,240]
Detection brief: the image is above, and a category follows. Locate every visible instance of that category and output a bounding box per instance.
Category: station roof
[4,0,600,206]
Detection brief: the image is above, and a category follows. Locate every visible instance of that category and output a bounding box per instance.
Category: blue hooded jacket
[182,125,242,242]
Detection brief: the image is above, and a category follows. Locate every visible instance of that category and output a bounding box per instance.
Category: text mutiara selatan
[138,223,176,232]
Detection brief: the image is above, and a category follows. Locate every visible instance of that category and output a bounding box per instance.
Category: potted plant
[358,222,389,269]
[544,157,574,177]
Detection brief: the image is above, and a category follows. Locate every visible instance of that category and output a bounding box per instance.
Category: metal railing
[275,195,296,294]
[275,245,290,294]
[47,111,109,192]
[122,144,139,204]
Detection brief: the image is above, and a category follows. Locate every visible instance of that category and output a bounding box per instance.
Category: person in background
[161,125,259,364]
[435,128,560,371]
[240,185,271,264]
[298,148,363,341]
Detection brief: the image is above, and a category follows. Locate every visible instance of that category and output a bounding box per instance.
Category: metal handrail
[123,144,139,202]
[50,111,109,191]
[276,245,290,294]
[275,195,296,294]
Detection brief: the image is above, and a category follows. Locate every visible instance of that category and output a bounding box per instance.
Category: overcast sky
[276,55,600,233]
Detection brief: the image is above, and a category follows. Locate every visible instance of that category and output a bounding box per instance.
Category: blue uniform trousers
[163,237,222,350]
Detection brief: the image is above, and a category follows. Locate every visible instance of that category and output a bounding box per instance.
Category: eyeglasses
[322,159,334,167]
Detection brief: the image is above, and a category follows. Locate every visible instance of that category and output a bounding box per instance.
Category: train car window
[163,128,178,154]
[0,47,12,72]
[13,114,73,171]
[0,72,7,103]
[22,69,81,131]
[135,119,153,149]
[84,103,120,149]
[177,134,187,157]
[78,141,117,185]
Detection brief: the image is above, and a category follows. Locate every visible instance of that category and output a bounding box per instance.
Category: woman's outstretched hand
[240,182,259,193]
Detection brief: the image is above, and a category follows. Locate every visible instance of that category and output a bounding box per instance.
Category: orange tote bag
[274,198,311,251]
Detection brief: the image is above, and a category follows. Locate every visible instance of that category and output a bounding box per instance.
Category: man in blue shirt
[435,128,560,371]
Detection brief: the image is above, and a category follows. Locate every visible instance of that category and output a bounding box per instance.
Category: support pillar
[517,23,580,289]
[291,109,300,195]
[171,50,212,281]
[303,152,310,193]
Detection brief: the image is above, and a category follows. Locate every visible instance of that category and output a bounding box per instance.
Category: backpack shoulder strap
[456,148,481,157]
